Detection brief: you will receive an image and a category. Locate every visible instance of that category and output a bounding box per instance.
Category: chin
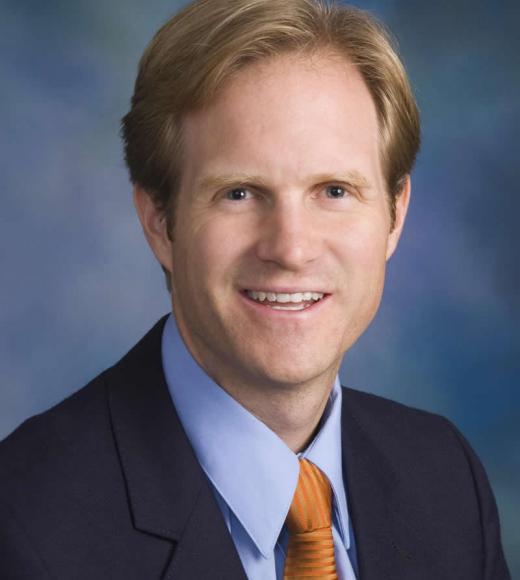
[248,355,336,390]
[234,331,344,386]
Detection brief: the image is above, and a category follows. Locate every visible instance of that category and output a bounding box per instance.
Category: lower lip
[239,291,331,317]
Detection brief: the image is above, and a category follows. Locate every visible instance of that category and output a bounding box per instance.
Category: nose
[255,196,321,271]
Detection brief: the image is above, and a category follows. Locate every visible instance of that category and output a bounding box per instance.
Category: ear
[386,175,411,260]
[133,186,173,272]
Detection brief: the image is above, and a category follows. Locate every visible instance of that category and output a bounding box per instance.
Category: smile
[244,290,325,311]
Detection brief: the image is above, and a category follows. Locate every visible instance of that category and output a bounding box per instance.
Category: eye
[325,185,347,199]
[225,187,251,201]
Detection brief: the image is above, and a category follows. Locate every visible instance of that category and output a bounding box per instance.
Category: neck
[231,381,334,452]
[194,354,335,452]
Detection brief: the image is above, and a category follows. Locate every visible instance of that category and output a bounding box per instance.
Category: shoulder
[341,385,496,502]
[0,316,179,577]
[0,369,121,572]
[341,387,511,578]
[341,385,486,476]
[342,384,462,440]
[0,373,111,573]
[0,316,168,502]
[0,316,167,478]
[0,370,113,497]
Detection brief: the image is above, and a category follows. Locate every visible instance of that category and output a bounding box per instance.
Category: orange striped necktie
[283,459,339,579]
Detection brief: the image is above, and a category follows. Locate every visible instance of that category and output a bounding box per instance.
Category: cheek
[175,215,251,286]
[335,215,390,270]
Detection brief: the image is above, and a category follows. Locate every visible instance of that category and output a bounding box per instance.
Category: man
[0,0,510,578]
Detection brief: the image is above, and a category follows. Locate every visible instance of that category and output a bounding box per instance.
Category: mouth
[241,289,328,311]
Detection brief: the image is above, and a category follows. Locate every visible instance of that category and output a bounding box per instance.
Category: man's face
[146,52,408,391]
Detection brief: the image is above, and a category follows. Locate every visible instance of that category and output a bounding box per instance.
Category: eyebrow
[196,170,372,192]
[309,171,372,189]
[196,173,271,193]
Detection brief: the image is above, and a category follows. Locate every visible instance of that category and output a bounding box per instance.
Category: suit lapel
[107,317,247,579]
[341,388,427,579]
[162,485,248,580]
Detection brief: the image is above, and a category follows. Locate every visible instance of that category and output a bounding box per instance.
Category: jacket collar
[106,316,247,579]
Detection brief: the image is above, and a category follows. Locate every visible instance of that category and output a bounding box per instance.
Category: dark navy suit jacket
[0,318,510,579]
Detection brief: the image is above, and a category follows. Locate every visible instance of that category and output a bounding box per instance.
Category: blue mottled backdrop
[1,0,518,573]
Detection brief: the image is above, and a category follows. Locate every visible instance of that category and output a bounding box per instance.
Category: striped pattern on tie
[283,459,338,579]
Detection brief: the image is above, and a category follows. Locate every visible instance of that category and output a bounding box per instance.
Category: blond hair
[122,0,420,228]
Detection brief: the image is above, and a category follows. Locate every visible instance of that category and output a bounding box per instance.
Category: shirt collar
[161,313,350,557]
[301,382,350,548]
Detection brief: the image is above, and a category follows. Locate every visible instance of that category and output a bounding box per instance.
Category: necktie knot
[284,459,338,579]
[286,459,333,533]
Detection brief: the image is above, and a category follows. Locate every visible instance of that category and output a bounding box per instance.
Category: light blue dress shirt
[161,314,357,579]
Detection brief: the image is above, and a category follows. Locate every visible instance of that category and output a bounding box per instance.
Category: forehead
[180,52,382,188]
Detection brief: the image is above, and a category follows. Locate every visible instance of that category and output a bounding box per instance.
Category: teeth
[271,304,306,311]
[246,290,325,304]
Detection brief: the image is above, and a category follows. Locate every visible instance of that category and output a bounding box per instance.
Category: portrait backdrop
[1,0,518,574]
